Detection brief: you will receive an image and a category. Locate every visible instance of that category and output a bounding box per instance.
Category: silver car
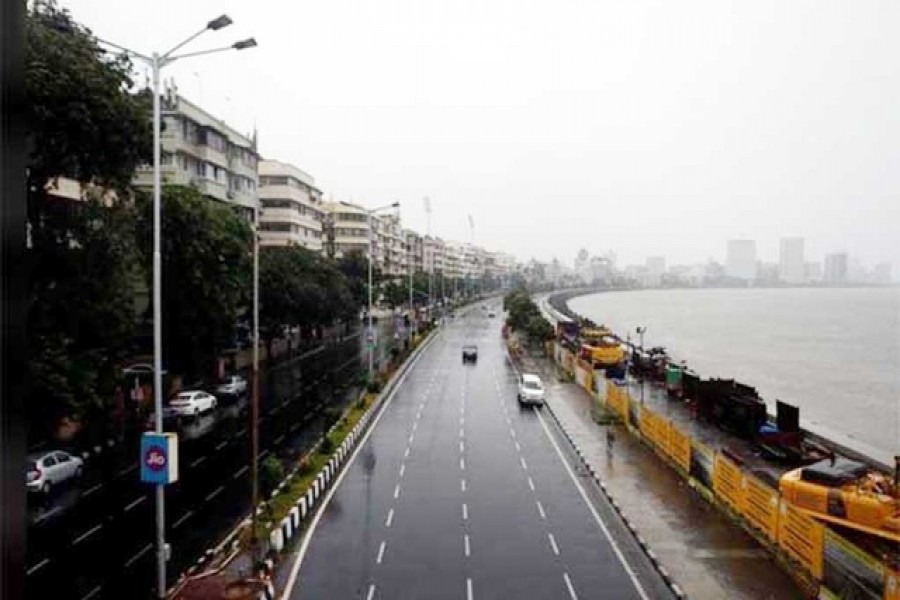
[26,450,84,494]
[169,390,218,417]
[216,374,248,397]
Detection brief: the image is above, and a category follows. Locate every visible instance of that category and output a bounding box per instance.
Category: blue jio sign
[140,432,179,485]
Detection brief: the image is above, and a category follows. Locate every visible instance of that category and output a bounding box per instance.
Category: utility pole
[424,196,433,322]
[636,326,647,404]
[250,203,260,562]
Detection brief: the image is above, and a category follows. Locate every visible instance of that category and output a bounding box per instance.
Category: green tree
[337,249,379,311]
[381,280,408,309]
[135,186,252,381]
[24,0,152,435]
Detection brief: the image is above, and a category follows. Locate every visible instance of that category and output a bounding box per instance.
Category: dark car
[462,345,478,363]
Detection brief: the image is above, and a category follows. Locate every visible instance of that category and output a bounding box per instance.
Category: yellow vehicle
[779,458,900,543]
[579,339,624,367]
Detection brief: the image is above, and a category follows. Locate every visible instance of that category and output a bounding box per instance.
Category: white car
[26,450,83,494]
[517,373,546,407]
[169,390,217,417]
[216,375,248,397]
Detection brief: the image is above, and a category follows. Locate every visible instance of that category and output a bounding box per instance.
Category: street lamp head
[207,14,233,30]
[233,38,258,50]
[391,201,400,208]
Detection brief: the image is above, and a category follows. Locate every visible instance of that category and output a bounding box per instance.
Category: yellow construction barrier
[778,499,825,579]
[666,424,692,474]
[740,474,780,542]
[605,382,628,421]
[713,452,744,513]
[639,406,671,455]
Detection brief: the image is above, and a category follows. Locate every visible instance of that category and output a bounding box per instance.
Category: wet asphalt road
[286,307,673,600]
[25,319,403,600]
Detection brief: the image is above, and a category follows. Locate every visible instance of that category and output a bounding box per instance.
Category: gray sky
[65,0,899,271]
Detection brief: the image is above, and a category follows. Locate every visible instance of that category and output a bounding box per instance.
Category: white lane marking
[399,464,406,478]
[460,457,466,470]
[190,456,207,469]
[464,534,471,557]
[385,508,394,528]
[404,447,410,459]
[411,421,418,433]
[535,409,650,600]
[117,463,138,477]
[514,441,521,452]
[232,465,249,480]
[511,428,517,439]
[408,433,415,444]
[564,572,579,600]
[520,457,528,470]
[123,495,147,512]
[80,585,102,600]
[215,440,228,451]
[459,440,465,453]
[467,577,474,600]
[366,584,376,600]
[376,540,386,564]
[205,485,225,503]
[462,503,468,521]
[461,479,467,492]
[393,484,401,499]
[124,543,153,569]
[537,500,547,520]
[172,510,194,529]
[33,505,62,524]
[27,558,50,576]
[82,483,103,498]
[280,328,436,598]
[72,523,102,546]
[548,532,560,556]
[528,477,535,492]
[274,434,285,445]
[459,428,464,438]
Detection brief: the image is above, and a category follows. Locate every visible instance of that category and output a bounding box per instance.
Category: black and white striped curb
[540,393,687,599]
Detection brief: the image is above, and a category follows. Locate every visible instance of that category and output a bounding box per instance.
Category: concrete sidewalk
[519,352,802,600]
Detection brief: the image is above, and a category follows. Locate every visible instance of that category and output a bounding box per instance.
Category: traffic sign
[140,432,179,485]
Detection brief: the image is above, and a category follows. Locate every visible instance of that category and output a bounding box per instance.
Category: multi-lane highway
[284,305,673,599]
[25,319,402,600]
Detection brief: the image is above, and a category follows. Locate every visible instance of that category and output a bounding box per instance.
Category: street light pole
[636,326,647,404]
[366,202,399,381]
[250,205,260,562]
[96,19,256,597]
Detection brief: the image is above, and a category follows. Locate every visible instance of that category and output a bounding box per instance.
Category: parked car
[517,373,545,407]
[168,390,217,417]
[462,344,478,364]
[26,450,83,494]
[216,374,248,397]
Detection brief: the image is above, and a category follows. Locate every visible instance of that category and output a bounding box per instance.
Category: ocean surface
[568,287,900,465]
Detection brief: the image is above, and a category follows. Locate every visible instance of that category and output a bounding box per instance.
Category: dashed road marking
[190,456,207,469]
[467,577,474,600]
[563,572,579,600]
[514,441,521,452]
[27,558,49,576]
[385,508,394,528]
[393,484,401,499]
[205,485,225,503]
[232,465,249,480]
[548,532,560,556]
[464,534,471,557]
[82,483,103,498]
[376,540,386,564]
[123,495,147,512]
[366,584,376,600]
[459,441,465,453]
[72,523,102,546]
[173,510,194,529]
[274,434,285,445]
[460,457,466,470]
[117,463,138,477]
[520,457,528,470]
[459,428,464,438]
[510,428,517,439]
[124,543,153,569]
[528,477,535,492]
[404,447,410,459]
[462,503,468,521]
[215,440,228,451]
[80,584,102,600]
[461,479,467,492]
[34,506,62,524]
[408,433,415,444]
[399,464,406,478]
[536,500,546,520]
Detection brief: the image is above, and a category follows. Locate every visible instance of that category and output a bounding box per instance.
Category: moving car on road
[216,374,248,397]
[169,390,217,417]
[517,373,546,407]
[462,344,478,364]
[26,450,83,495]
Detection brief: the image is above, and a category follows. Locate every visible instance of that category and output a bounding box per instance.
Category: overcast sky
[65,0,898,271]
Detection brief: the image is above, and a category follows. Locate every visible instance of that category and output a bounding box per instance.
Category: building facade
[133,85,259,221]
[726,239,757,281]
[324,201,370,259]
[824,253,848,284]
[258,160,324,250]
[779,237,805,284]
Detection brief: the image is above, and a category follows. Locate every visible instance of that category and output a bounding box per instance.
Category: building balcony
[260,207,322,232]
[133,164,192,188]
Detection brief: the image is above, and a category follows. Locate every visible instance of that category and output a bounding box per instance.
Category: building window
[260,222,292,232]
[261,198,292,209]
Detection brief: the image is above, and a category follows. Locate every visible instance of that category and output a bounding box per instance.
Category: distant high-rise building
[726,240,757,281]
[804,261,822,283]
[872,263,892,284]
[645,256,666,287]
[824,253,848,284]
[779,237,805,284]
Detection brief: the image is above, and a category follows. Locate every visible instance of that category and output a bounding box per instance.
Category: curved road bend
[283,305,673,599]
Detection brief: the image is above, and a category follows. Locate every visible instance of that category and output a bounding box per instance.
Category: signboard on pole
[140,432,179,485]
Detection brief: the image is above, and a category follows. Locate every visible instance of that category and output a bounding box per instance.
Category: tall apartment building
[404,230,424,274]
[443,241,466,280]
[423,236,446,275]
[824,253,848,284]
[779,237,805,284]
[257,160,324,250]
[726,239,757,281]
[375,214,406,278]
[324,201,370,259]
[133,86,259,221]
